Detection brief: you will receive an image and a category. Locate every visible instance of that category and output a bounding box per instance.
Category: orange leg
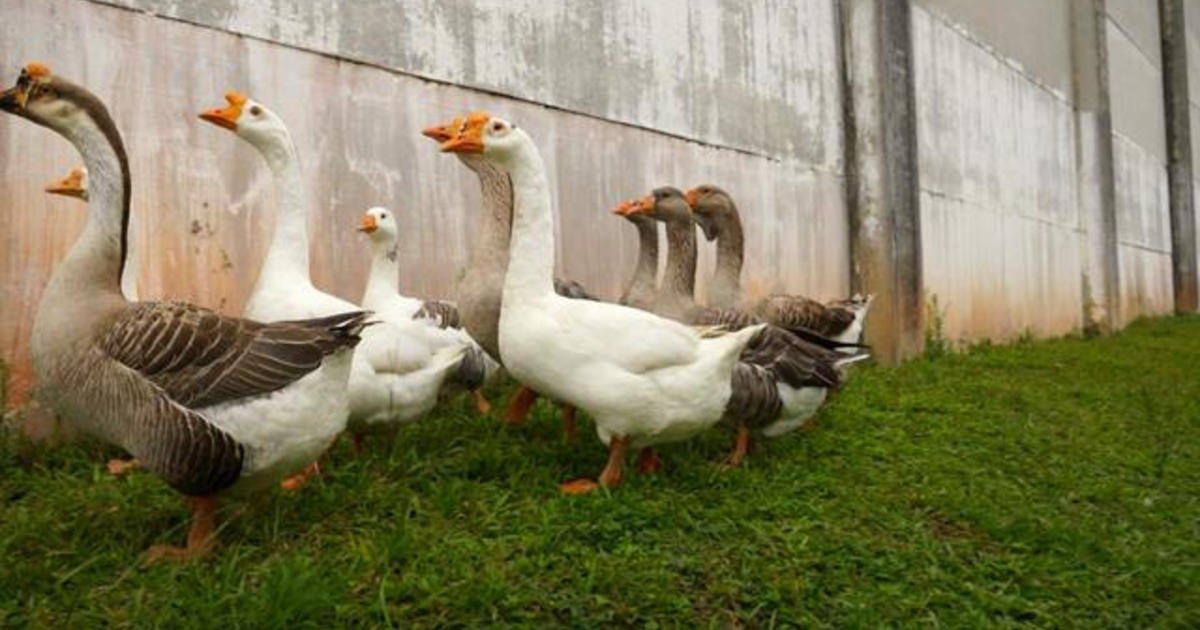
[472,389,493,416]
[723,426,752,469]
[504,386,540,425]
[280,460,322,491]
[560,435,630,495]
[636,447,663,474]
[107,458,141,476]
[145,495,220,562]
[560,404,578,442]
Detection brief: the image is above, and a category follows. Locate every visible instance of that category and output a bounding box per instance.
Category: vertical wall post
[1159,0,1199,313]
[1070,0,1121,332]
[840,0,924,363]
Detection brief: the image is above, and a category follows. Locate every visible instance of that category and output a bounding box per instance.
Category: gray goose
[622,188,862,465]
[0,63,369,560]
[612,199,660,311]
[422,116,598,438]
[685,184,873,349]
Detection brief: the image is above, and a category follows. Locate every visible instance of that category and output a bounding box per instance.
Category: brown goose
[623,188,862,465]
[612,199,659,311]
[685,184,873,348]
[422,116,597,438]
[1,63,369,560]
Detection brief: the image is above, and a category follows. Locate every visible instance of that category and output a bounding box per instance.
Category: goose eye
[250,105,262,116]
[380,212,388,219]
[491,121,504,133]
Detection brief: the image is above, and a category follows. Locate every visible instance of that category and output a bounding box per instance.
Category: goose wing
[754,294,855,337]
[555,300,699,374]
[100,300,369,408]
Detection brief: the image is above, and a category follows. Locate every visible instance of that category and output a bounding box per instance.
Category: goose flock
[2,64,872,560]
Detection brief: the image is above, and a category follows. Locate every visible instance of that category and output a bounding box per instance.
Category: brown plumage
[414,299,461,329]
[3,64,370,557]
[752,294,856,338]
[623,187,853,461]
[88,304,369,495]
[686,184,865,341]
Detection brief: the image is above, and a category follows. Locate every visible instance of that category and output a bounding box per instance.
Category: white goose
[439,113,763,493]
[349,206,494,447]
[199,92,363,484]
[2,63,368,559]
[44,165,139,302]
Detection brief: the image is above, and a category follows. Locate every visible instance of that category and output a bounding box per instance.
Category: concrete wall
[0,0,848,403]
[1107,0,1174,320]
[911,0,1085,341]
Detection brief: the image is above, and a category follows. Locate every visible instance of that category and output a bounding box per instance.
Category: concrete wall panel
[103,0,846,165]
[913,0,1074,97]
[0,0,848,399]
[912,6,1083,342]
[1107,8,1174,320]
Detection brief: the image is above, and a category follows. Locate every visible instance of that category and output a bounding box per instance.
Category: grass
[2,316,1199,627]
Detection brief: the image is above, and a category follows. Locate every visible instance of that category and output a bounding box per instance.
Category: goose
[685,184,873,349]
[612,199,660,311]
[44,165,142,476]
[622,189,864,464]
[422,116,600,439]
[45,165,139,302]
[349,206,496,448]
[437,112,764,493]
[0,63,369,559]
[199,92,372,480]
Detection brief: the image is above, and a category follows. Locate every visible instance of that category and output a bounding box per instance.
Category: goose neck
[364,237,400,304]
[662,215,697,307]
[620,218,658,306]
[497,134,555,300]
[54,112,129,298]
[257,136,310,282]
[710,212,744,307]
[463,155,514,269]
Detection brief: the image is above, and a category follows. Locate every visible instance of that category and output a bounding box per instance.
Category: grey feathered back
[44,302,369,496]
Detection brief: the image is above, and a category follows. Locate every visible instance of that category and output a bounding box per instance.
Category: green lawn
[2,317,1198,627]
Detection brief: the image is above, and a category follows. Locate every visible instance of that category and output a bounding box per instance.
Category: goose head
[645,187,691,224]
[199,91,289,150]
[45,165,88,200]
[439,111,523,159]
[357,206,399,243]
[684,184,732,242]
[0,63,110,138]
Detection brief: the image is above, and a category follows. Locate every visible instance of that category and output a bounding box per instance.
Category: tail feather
[280,310,375,354]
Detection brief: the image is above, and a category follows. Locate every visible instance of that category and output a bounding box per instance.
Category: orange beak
[44,167,86,199]
[684,188,700,209]
[440,111,489,153]
[357,213,378,234]
[611,200,633,216]
[632,194,655,215]
[198,91,247,131]
[422,117,460,143]
[440,127,484,153]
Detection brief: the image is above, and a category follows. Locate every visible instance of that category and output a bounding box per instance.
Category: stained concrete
[914,0,1074,97]
[1107,7,1175,320]
[100,0,846,165]
[912,5,1084,341]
